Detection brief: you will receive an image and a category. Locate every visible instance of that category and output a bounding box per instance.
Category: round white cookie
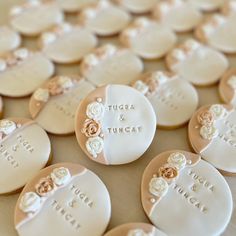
[189,104,236,174]
[195,14,236,53]
[120,17,177,59]
[0,26,21,56]
[56,0,98,12]
[0,118,51,194]
[104,222,167,236]
[219,69,236,106]
[141,150,233,236]
[0,48,54,97]
[80,44,143,86]
[187,0,224,11]
[10,0,64,36]
[29,75,95,135]
[75,84,156,165]
[166,39,228,86]
[153,0,202,32]
[14,163,111,236]
[79,0,131,36]
[116,0,158,14]
[39,23,97,64]
[132,71,198,128]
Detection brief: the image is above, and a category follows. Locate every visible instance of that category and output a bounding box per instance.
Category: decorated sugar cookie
[132,71,198,128]
[141,150,233,236]
[219,69,236,106]
[166,39,228,86]
[188,104,236,174]
[39,23,97,64]
[120,17,176,59]
[0,48,54,97]
[153,0,202,32]
[56,0,98,13]
[29,75,95,135]
[116,0,158,14]
[80,44,143,86]
[78,0,131,36]
[10,0,64,36]
[187,0,224,11]
[0,118,51,195]
[0,26,21,56]
[75,85,156,165]
[14,163,111,236]
[195,14,236,53]
[104,222,167,236]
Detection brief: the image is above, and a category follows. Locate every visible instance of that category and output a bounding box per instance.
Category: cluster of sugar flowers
[81,98,105,158]
[133,71,172,96]
[0,119,21,141]
[149,152,187,200]
[0,48,29,72]
[19,167,71,213]
[197,104,229,140]
[33,76,74,103]
[127,228,153,236]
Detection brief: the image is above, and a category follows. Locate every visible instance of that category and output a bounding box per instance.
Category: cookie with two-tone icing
[166,39,228,86]
[10,0,64,36]
[80,44,143,86]
[187,0,224,12]
[153,0,202,32]
[0,118,51,195]
[104,223,167,236]
[141,150,233,236]
[75,84,156,165]
[219,69,236,106]
[132,71,198,128]
[56,0,98,13]
[116,0,158,14]
[188,104,236,175]
[120,17,176,59]
[0,48,54,97]
[29,75,95,135]
[78,0,131,36]
[0,26,21,56]
[14,163,111,236]
[39,22,97,64]
[195,14,236,53]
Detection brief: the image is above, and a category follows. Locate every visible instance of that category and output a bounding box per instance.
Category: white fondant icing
[16,170,111,236]
[19,192,41,213]
[149,177,168,198]
[86,101,105,121]
[147,159,233,236]
[33,88,49,102]
[167,152,186,170]
[51,167,71,186]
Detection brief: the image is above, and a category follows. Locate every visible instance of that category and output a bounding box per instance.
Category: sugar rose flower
[158,164,179,183]
[35,177,55,197]
[200,124,218,140]
[145,77,159,94]
[149,177,168,197]
[48,81,63,96]
[82,119,101,138]
[51,167,71,186]
[133,80,149,95]
[86,136,104,158]
[0,119,16,135]
[168,152,186,170]
[209,104,228,120]
[19,192,41,213]
[33,88,49,102]
[197,110,214,126]
[127,229,152,236]
[86,101,105,121]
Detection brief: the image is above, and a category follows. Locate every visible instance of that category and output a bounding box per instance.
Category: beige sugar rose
[82,119,101,138]
[35,177,55,197]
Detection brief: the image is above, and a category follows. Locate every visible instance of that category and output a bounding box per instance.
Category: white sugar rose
[84,54,99,67]
[51,167,71,186]
[86,136,104,158]
[101,44,117,57]
[200,124,218,140]
[14,48,29,59]
[33,88,49,102]
[185,39,200,51]
[19,192,41,213]
[153,71,168,84]
[127,229,152,236]
[168,152,186,170]
[86,101,105,121]
[58,76,74,90]
[0,120,16,135]
[209,104,228,120]
[149,177,168,198]
[133,80,149,95]
[42,32,57,45]
[227,75,236,89]
[172,49,186,61]
[202,24,215,36]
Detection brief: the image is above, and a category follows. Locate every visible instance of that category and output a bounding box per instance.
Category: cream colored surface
[0,1,235,236]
